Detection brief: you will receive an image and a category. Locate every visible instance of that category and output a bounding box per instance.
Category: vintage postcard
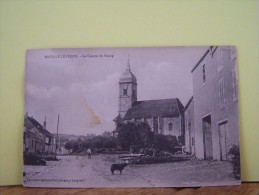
[23,46,240,188]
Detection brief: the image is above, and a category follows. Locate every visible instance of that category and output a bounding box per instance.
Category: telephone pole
[55,114,60,156]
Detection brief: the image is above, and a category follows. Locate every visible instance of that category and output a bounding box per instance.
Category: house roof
[25,116,53,137]
[191,46,219,73]
[191,48,210,73]
[184,96,193,111]
[123,98,184,120]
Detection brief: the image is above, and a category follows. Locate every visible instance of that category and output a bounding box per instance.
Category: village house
[191,46,239,160]
[23,115,56,154]
[115,59,185,138]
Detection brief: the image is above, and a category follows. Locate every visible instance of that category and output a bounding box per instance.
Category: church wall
[162,117,181,137]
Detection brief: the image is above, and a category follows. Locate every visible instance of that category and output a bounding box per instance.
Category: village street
[23,154,239,188]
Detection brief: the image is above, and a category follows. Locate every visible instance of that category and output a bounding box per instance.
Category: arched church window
[169,123,173,131]
[123,85,128,95]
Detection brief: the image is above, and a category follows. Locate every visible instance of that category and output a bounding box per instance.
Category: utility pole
[55,114,60,156]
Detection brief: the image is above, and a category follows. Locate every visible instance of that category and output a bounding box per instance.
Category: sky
[25,46,207,135]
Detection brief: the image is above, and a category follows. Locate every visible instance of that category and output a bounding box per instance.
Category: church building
[115,59,185,138]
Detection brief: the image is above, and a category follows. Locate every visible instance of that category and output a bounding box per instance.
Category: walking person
[87,148,91,159]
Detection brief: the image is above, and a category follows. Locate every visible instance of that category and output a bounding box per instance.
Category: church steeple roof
[126,54,131,71]
[119,56,137,84]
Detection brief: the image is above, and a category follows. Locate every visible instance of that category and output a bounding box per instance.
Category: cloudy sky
[25,46,207,135]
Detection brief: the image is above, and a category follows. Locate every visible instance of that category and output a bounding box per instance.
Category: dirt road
[23,154,239,188]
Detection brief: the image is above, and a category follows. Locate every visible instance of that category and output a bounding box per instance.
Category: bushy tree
[228,144,240,180]
[116,122,135,149]
[102,131,112,137]
[116,121,180,152]
[64,123,180,154]
[153,134,177,152]
[116,121,154,150]
[177,135,185,146]
[103,136,118,148]
[64,140,79,152]
[64,132,118,153]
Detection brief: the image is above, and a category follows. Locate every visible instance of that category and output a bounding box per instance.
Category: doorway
[202,115,213,160]
[219,121,228,160]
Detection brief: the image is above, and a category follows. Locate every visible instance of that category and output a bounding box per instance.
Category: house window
[45,137,50,144]
[123,85,128,96]
[169,123,173,131]
[202,64,206,84]
[219,78,225,107]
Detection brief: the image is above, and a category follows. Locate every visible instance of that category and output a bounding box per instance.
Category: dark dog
[111,163,128,175]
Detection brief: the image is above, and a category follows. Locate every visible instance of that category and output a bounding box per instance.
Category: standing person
[87,148,91,159]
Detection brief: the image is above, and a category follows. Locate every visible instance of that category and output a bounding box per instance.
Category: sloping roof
[191,48,210,73]
[123,98,184,120]
[191,46,218,73]
[184,96,193,111]
[26,116,53,137]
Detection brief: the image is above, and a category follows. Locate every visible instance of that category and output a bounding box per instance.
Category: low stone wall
[132,155,193,164]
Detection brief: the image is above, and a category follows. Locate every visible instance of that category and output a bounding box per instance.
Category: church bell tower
[118,57,137,118]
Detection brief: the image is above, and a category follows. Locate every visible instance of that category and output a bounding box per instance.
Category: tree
[102,131,112,137]
[103,136,118,148]
[91,135,104,148]
[64,140,79,152]
[153,134,178,152]
[134,122,154,147]
[228,144,240,180]
[177,135,185,146]
[116,121,154,150]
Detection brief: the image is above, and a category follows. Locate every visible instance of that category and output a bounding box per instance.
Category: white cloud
[26,84,64,100]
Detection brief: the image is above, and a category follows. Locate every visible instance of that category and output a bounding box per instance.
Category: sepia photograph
[23,46,240,188]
